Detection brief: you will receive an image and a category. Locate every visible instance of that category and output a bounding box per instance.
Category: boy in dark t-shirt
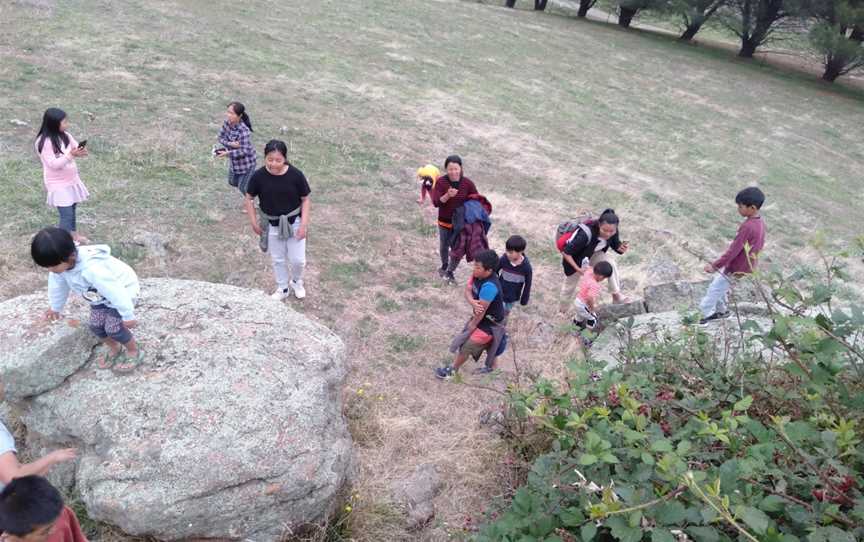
[498,235,532,313]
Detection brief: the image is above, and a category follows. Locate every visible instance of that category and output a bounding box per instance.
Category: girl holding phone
[216,101,257,194]
[35,108,90,244]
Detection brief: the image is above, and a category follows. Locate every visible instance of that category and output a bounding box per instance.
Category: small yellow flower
[345,505,352,513]
[357,388,364,396]
[377,395,384,401]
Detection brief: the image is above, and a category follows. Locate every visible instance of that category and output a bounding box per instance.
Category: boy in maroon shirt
[699,187,766,324]
[0,476,88,542]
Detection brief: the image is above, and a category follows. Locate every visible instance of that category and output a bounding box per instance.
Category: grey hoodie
[48,245,140,320]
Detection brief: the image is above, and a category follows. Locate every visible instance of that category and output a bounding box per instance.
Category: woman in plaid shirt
[216,101,257,194]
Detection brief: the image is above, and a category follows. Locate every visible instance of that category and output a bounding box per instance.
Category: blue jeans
[57,204,77,232]
[228,169,254,194]
[699,273,732,317]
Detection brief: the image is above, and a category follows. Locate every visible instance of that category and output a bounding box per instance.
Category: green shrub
[476,250,864,541]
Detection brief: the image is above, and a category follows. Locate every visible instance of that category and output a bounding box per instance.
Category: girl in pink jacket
[35,108,90,244]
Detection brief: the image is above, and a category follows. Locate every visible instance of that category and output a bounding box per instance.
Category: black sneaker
[699,311,730,325]
[435,366,456,380]
[572,319,587,330]
[444,272,456,284]
[437,266,447,278]
[473,366,494,375]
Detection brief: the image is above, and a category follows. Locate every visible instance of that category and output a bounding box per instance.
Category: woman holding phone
[216,101,257,194]
[431,155,478,283]
[35,108,90,244]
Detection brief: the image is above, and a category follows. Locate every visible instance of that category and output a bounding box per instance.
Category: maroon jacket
[431,175,478,226]
[713,216,766,274]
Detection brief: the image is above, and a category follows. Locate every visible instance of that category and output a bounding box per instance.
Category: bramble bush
[475,248,864,542]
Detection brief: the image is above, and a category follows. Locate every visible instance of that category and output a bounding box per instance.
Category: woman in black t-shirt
[244,140,311,300]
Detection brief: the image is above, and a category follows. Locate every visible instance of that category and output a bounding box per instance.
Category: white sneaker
[270,288,290,301]
[290,280,306,299]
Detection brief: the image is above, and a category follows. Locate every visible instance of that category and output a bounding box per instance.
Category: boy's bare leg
[452,352,469,372]
[124,337,139,357]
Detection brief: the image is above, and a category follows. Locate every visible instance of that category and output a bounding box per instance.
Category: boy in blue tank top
[436,250,507,379]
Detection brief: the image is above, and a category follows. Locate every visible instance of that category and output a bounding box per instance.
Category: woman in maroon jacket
[431,155,478,282]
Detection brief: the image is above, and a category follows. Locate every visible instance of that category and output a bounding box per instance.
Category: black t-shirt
[246,165,311,222]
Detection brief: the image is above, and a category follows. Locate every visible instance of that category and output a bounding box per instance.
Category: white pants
[268,225,306,290]
[572,299,595,324]
[560,251,621,312]
[699,273,732,317]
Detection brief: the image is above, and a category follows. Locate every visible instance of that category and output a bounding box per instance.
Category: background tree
[808,0,864,81]
[506,0,517,6]
[666,0,730,39]
[618,0,655,26]
[578,0,598,16]
[720,0,806,57]
[535,0,549,9]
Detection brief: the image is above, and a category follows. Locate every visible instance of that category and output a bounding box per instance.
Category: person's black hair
[228,101,253,132]
[593,261,613,278]
[505,235,527,253]
[597,208,620,226]
[36,108,70,155]
[263,139,288,160]
[0,476,64,536]
[31,227,76,268]
[444,155,463,169]
[735,187,765,209]
[476,249,499,272]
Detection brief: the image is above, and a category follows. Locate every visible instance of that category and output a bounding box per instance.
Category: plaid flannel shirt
[218,120,257,174]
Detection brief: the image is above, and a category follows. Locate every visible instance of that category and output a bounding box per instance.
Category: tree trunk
[738,37,757,57]
[535,0,548,10]
[618,6,638,27]
[679,22,702,41]
[577,0,594,16]
[851,25,863,42]
[821,57,844,82]
[506,0,517,6]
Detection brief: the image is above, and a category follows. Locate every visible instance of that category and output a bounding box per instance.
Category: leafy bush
[476,251,864,541]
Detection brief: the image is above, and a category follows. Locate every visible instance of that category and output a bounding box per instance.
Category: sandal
[96,348,124,370]
[114,350,144,373]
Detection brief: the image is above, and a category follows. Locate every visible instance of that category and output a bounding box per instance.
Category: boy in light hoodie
[31,227,141,372]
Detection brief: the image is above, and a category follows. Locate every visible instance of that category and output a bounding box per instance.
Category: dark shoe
[572,319,587,330]
[437,266,447,278]
[444,272,456,284]
[473,366,494,375]
[435,366,455,380]
[698,311,730,325]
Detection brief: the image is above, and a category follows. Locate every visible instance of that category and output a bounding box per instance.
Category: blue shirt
[478,282,498,302]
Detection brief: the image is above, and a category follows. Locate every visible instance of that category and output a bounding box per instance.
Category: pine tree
[808,0,864,80]
[667,0,729,40]
[720,0,805,57]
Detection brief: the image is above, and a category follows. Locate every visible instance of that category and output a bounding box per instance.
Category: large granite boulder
[0,278,353,541]
[590,310,773,370]
[643,279,761,313]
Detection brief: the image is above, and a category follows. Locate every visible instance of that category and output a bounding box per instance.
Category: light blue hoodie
[48,245,140,321]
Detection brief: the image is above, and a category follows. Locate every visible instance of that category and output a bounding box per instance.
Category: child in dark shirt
[498,235,533,313]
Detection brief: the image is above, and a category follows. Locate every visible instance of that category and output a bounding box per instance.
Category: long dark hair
[228,101,253,132]
[36,108,69,155]
[597,208,620,226]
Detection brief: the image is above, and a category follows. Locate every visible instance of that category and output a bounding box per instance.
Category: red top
[47,506,89,542]
[431,176,478,225]
[713,216,766,275]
